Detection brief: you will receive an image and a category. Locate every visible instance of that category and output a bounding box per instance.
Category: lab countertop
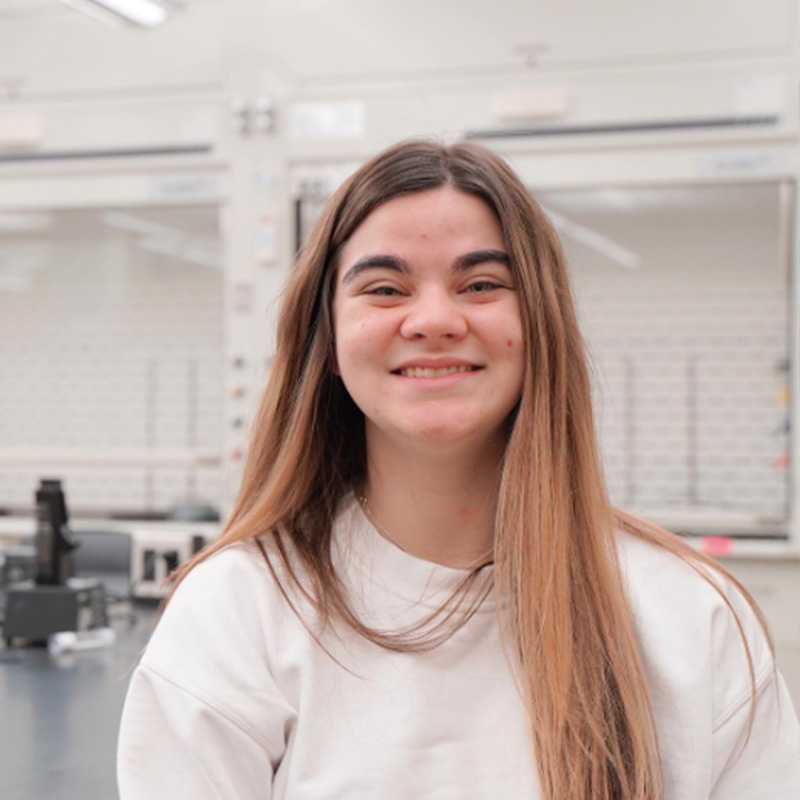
[0,511,797,560]
[623,506,800,561]
[0,604,157,800]
[0,515,221,546]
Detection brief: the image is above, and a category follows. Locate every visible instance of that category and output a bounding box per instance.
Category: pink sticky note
[701,536,734,557]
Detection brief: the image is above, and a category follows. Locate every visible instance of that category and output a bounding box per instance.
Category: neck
[360,429,506,569]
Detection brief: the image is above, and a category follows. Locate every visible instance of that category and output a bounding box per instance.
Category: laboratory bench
[0,516,221,600]
[0,603,158,800]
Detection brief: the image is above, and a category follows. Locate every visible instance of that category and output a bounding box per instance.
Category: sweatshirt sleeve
[710,667,800,799]
[708,576,800,799]
[118,664,276,798]
[117,546,297,800]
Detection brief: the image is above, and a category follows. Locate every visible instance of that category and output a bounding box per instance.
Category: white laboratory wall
[1,1,798,516]
[0,94,221,156]
[0,0,798,705]
[0,2,798,513]
[279,70,797,171]
[553,186,789,520]
[0,211,225,512]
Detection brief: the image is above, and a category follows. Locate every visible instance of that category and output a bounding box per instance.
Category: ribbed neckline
[335,493,496,613]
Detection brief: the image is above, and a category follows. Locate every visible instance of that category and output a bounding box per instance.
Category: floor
[0,604,157,800]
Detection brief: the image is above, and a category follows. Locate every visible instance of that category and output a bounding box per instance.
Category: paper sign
[701,536,734,557]
[289,101,365,140]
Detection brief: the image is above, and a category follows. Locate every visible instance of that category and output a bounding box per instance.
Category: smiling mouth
[393,365,482,379]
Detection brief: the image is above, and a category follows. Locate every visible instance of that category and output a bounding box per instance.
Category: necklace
[357,493,495,572]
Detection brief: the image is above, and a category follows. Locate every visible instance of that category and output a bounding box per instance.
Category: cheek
[505,337,519,362]
[491,313,525,383]
[336,318,379,362]
[503,305,525,363]
[480,308,523,362]
[334,314,396,389]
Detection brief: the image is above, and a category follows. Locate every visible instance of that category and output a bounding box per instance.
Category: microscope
[3,479,108,645]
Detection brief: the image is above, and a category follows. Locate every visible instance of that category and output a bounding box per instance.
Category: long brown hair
[170,140,771,800]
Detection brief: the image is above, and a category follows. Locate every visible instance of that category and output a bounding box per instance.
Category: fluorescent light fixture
[138,236,221,269]
[102,211,220,268]
[543,207,642,270]
[57,0,171,27]
[101,211,180,238]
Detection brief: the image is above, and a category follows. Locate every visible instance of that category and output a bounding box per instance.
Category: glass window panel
[537,182,790,536]
[0,205,224,516]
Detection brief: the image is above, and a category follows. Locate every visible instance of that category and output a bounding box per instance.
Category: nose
[399,288,468,341]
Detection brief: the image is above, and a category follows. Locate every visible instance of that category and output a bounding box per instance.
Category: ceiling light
[101,211,180,238]
[57,0,172,28]
[542,207,641,270]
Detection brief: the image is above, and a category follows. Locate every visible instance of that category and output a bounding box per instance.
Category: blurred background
[0,1,798,797]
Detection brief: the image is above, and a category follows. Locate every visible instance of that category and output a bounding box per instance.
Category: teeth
[399,365,474,378]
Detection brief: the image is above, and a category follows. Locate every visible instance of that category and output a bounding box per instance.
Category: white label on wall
[0,115,44,148]
[233,282,255,314]
[288,101,365,140]
[255,216,279,266]
[736,75,785,117]
[149,175,220,200]
[695,149,786,178]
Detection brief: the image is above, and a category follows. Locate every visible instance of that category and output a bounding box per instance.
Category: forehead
[339,186,505,259]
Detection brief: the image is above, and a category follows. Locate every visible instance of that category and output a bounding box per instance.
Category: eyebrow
[340,248,511,285]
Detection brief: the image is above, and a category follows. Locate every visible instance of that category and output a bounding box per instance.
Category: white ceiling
[0,0,51,11]
[0,0,794,87]
[252,0,795,83]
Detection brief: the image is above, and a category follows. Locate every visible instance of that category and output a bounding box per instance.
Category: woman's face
[331,186,525,454]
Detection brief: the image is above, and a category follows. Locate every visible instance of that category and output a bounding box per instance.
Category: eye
[365,285,404,297]
[464,280,504,294]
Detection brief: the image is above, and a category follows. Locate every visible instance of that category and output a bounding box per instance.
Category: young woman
[117,140,800,800]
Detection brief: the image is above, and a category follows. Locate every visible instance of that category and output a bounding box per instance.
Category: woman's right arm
[117,546,296,799]
[118,663,278,798]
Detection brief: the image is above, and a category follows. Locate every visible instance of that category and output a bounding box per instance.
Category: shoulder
[121,542,299,773]
[169,541,272,605]
[140,540,299,689]
[161,541,280,629]
[614,528,774,727]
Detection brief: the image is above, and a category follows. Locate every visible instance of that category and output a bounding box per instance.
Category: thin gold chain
[357,493,494,572]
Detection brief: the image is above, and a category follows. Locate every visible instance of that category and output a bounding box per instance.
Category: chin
[403,418,506,449]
